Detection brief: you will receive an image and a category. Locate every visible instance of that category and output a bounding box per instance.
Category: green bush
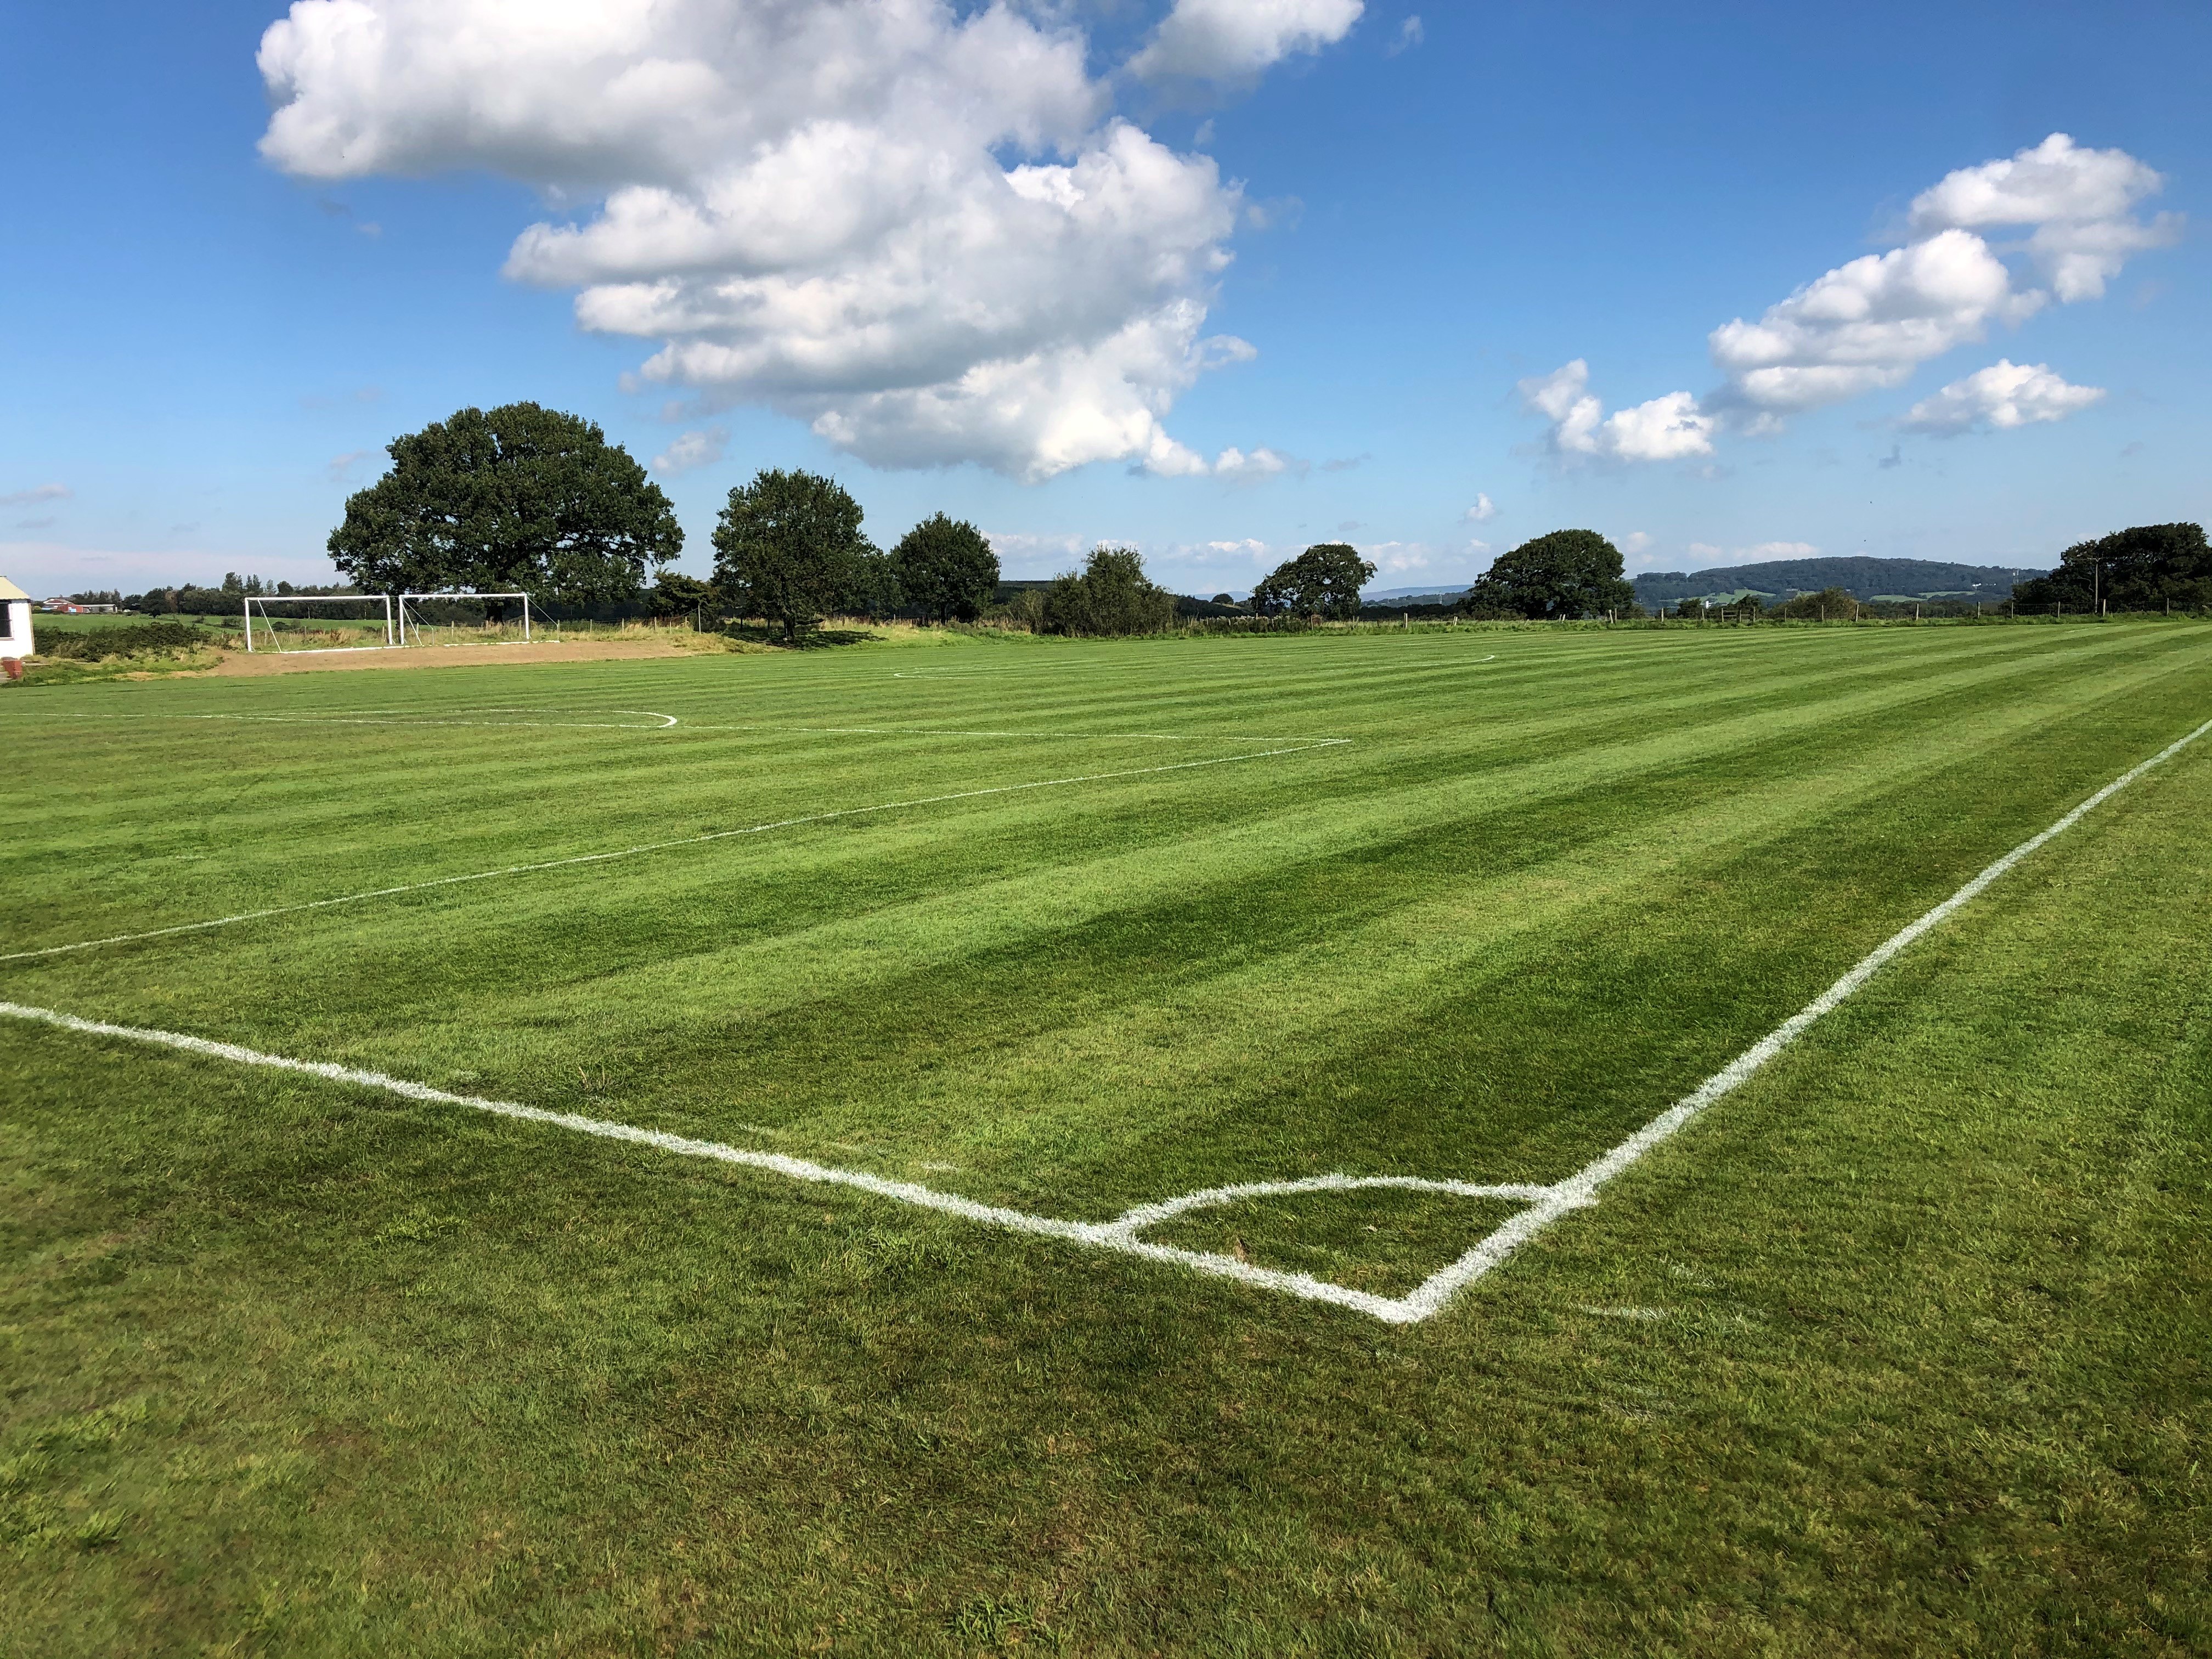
[35,620,215,661]
[1042,547,1177,637]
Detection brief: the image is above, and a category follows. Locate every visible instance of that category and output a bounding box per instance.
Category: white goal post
[397,591,534,646]
[242,593,394,653]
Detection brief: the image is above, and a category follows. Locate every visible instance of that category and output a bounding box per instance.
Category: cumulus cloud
[1209,444,1302,481]
[1618,531,1652,555]
[1519,360,1715,462]
[1907,132,2179,301]
[258,1,1335,481]
[1707,134,2172,418]
[1526,133,2173,458]
[652,426,730,475]
[1463,493,1496,522]
[1130,0,1364,82]
[1899,360,2105,434]
[1707,229,2040,413]
[0,483,70,507]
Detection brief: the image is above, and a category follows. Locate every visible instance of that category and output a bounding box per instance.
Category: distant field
[21,612,217,633]
[3,622,2208,1654]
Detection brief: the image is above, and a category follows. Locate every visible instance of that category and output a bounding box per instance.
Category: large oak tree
[1251,543,1376,619]
[1461,529,1635,620]
[328,404,680,605]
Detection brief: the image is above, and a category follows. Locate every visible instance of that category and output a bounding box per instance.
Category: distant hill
[1631,556,2046,607]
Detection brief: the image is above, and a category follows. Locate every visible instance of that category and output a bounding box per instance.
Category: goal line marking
[4,708,1352,743]
[3,715,2202,1323]
[2,707,685,731]
[0,740,1348,966]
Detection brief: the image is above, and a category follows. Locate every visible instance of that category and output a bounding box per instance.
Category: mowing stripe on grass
[0,740,1348,965]
[1389,708,2212,1320]
[3,715,2202,1324]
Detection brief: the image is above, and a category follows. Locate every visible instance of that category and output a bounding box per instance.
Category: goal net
[241,594,394,653]
[397,591,535,647]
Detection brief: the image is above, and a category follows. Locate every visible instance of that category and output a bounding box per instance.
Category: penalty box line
[4,709,1353,743]
[0,739,1350,966]
[3,715,2203,1325]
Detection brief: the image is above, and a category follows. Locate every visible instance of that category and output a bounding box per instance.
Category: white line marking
[1,708,682,731]
[4,708,1344,743]
[1386,709,2212,1322]
[677,722,1352,743]
[0,1002,1516,1322]
[5,715,2202,1323]
[0,740,1347,964]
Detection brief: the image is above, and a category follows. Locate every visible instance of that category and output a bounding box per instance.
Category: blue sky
[3,1,2208,600]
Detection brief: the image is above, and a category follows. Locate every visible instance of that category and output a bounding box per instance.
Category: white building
[0,576,32,663]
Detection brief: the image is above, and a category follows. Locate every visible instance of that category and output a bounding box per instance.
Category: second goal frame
[397,591,534,646]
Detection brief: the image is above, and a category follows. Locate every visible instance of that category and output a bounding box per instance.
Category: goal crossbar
[397,591,533,646]
[242,594,394,653]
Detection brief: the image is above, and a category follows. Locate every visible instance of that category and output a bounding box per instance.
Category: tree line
[95,401,2212,638]
[292,402,1385,640]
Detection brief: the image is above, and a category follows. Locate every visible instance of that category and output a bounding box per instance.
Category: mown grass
[1,621,2208,1654]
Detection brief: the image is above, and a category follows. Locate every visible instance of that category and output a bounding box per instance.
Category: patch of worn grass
[1,622,2208,1654]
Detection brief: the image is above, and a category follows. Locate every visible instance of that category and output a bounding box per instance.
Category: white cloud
[1359,539,1434,574]
[1463,493,1496,522]
[1210,444,1301,481]
[1708,229,2038,413]
[1899,360,2105,434]
[1519,360,1716,462]
[1130,0,1364,82]
[326,449,373,482]
[1618,531,1652,555]
[257,1,1334,482]
[651,426,730,475]
[1527,133,2174,456]
[0,483,70,507]
[1908,132,2179,301]
[1708,134,2173,417]
[1386,15,1423,55]
[984,529,1091,573]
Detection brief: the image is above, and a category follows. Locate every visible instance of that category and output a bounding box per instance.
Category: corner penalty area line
[0,739,1349,966]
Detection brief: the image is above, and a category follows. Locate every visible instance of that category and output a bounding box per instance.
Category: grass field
[3,621,2209,1655]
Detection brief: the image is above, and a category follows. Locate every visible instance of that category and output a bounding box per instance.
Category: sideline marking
[5,707,1346,743]
[1,707,684,731]
[5,715,2202,1323]
[0,740,1347,965]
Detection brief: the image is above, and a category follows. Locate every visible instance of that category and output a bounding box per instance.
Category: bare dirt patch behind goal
[207,638,709,676]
